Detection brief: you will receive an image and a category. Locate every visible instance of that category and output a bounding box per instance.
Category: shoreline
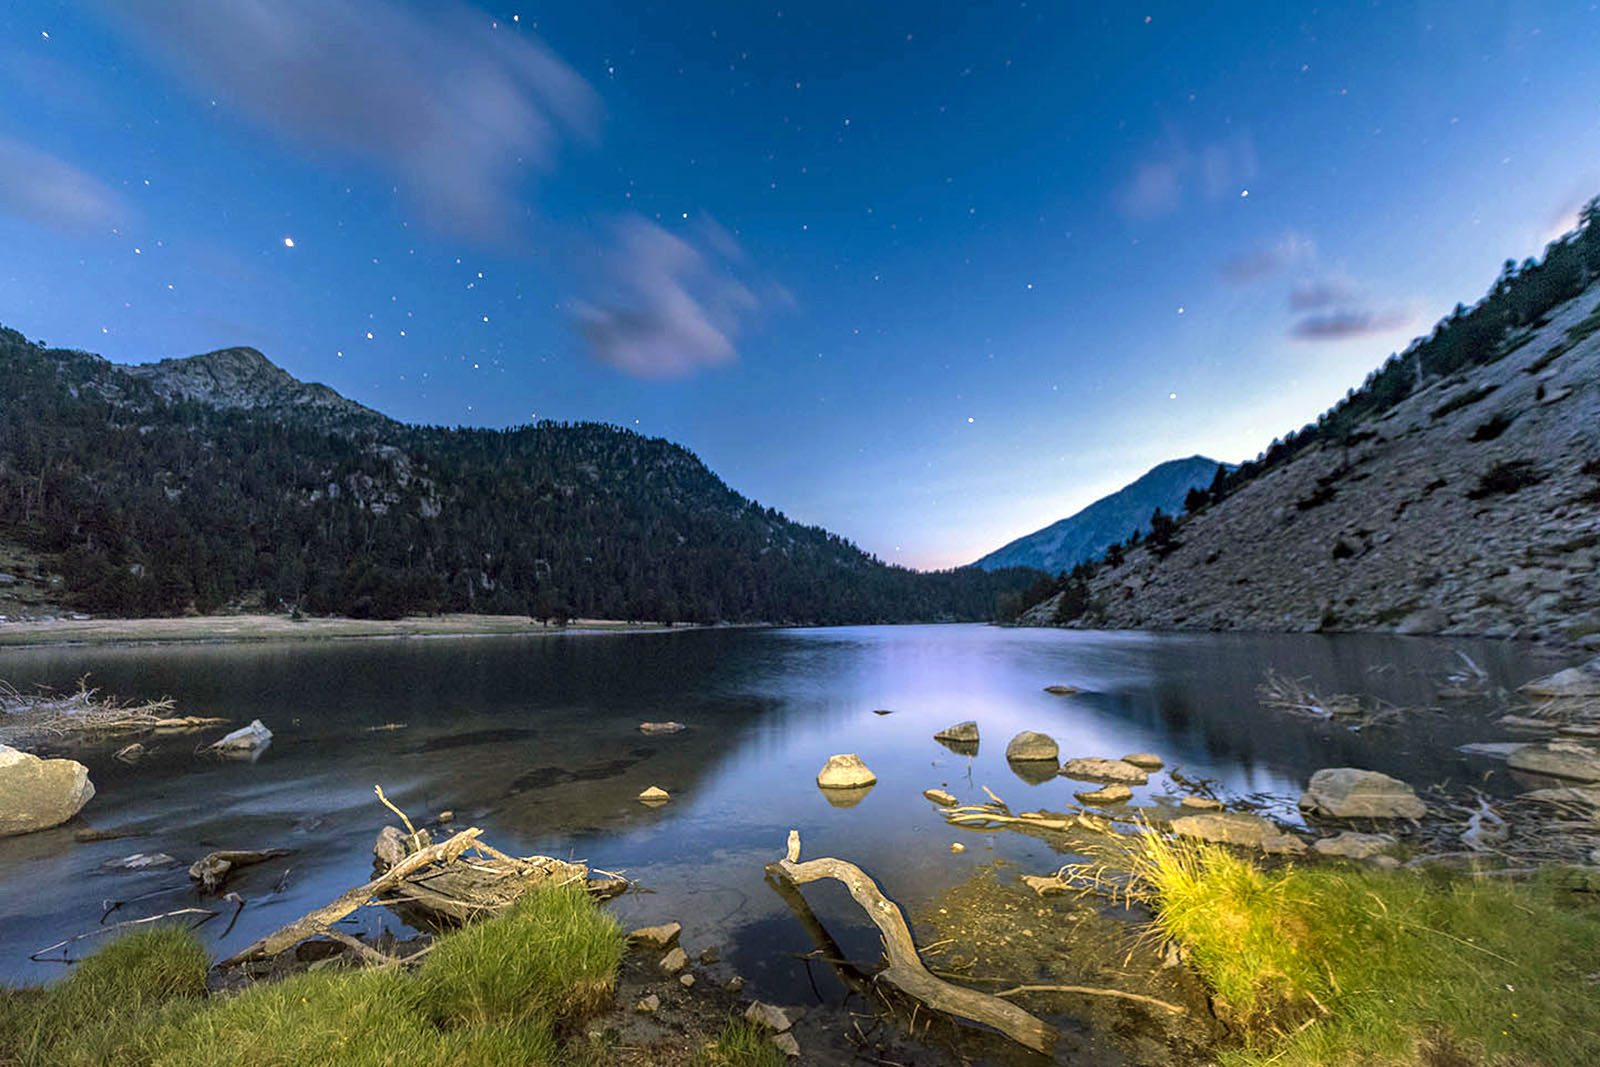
[0,613,733,649]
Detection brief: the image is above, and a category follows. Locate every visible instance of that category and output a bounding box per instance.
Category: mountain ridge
[0,326,1038,623]
[973,455,1222,574]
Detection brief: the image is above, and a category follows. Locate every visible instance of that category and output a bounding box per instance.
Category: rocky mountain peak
[123,346,381,420]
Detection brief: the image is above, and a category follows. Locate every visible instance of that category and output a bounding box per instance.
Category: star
[283,236,295,248]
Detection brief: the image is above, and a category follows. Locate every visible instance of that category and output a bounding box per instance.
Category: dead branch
[31,907,218,962]
[221,827,483,964]
[767,831,1058,1055]
[992,983,1186,1014]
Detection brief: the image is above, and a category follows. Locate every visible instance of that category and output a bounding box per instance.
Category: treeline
[1002,194,1600,624]
[0,329,1039,623]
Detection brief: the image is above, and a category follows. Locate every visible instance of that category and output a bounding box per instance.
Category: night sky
[3,3,1598,567]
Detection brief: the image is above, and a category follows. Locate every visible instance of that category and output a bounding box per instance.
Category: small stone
[1005,731,1059,762]
[1179,796,1223,811]
[816,753,876,788]
[436,810,454,824]
[724,976,745,993]
[679,973,695,988]
[934,721,979,743]
[745,1002,799,1032]
[1042,685,1080,695]
[1121,753,1164,770]
[772,1032,801,1057]
[1060,757,1148,784]
[698,945,720,965]
[635,994,660,1014]
[627,922,682,949]
[949,842,966,853]
[207,719,272,758]
[1074,783,1133,804]
[639,721,686,735]
[1261,832,1308,855]
[113,743,145,764]
[1314,831,1397,859]
[659,946,688,975]
[638,785,670,803]
[923,788,958,806]
[101,852,178,871]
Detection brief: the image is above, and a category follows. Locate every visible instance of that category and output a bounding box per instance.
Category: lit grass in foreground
[0,882,621,1067]
[691,1018,788,1067]
[1127,833,1600,1066]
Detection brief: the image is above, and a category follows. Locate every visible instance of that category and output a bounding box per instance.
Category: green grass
[0,883,622,1067]
[1126,834,1600,1067]
[691,1019,787,1067]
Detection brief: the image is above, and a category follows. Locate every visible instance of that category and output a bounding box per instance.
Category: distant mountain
[0,327,1038,623]
[973,456,1223,574]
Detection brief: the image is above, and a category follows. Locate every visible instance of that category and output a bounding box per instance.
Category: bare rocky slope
[1021,278,1600,640]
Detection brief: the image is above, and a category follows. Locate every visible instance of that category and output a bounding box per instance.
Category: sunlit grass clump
[0,882,621,1067]
[690,1018,787,1067]
[1125,832,1600,1067]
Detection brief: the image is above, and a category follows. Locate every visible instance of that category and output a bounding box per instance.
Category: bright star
[283,236,295,248]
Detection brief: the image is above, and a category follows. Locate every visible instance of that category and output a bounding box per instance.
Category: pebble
[698,945,719,965]
[772,1032,801,1057]
[660,946,688,974]
[923,788,958,806]
[627,922,681,949]
[949,842,966,854]
[679,973,695,988]
[635,994,660,1014]
[724,976,745,993]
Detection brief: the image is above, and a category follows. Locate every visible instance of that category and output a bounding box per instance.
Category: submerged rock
[1507,742,1600,782]
[1298,768,1426,819]
[1060,757,1148,784]
[1521,656,1600,698]
[1313,831,1396,860]
[1074,783,1133,804]
[1121,753,1164,770]
[0,745,95,837]
[102,852,178,871]
[1170,812,1280,848]
[208,719,272,758]
[816,753,877,788]
[1005,731,1059,762]
[627,922,682,950]
[923,788,958,806]
[934,721,980,744]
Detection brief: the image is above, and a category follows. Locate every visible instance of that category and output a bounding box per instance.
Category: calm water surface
[0,625,1562,1008]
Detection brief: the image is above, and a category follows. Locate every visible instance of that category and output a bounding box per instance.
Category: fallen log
[221,827,483,965]
[765,831,1059,1055]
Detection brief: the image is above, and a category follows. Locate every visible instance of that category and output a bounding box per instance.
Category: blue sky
[2,1,1597,567]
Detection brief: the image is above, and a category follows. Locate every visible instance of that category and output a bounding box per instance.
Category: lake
[0,625,1565,1055]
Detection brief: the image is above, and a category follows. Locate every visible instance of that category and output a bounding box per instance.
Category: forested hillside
[0,330,1037,623]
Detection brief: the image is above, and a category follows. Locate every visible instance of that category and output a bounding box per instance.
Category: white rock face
[816,753,877,788]
[0,745,95,837]
[1298,768,1427,819]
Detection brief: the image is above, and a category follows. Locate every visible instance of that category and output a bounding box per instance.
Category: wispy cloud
[0,134,124,232]
[1219,231,1316,284]
[1288,272,1366,311]
[1289,307,1413,341]
[103,0,598,243]
[572,216,783,379]
[1115,132,1257,221]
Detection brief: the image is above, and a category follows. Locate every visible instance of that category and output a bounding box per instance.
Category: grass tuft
[691,1018,787,1067]
[420,880,622,1030]
[1123,832,1600,1066]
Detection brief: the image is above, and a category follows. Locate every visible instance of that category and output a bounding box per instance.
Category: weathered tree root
[765,831,1059,1055]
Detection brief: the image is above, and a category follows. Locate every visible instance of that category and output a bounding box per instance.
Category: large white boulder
[0,745,95,836]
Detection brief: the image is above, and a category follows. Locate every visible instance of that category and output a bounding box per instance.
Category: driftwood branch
[993,983,1186,1014]
[31,907,217,962]
[766,831,1058,1055]
[222,827,483,965]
